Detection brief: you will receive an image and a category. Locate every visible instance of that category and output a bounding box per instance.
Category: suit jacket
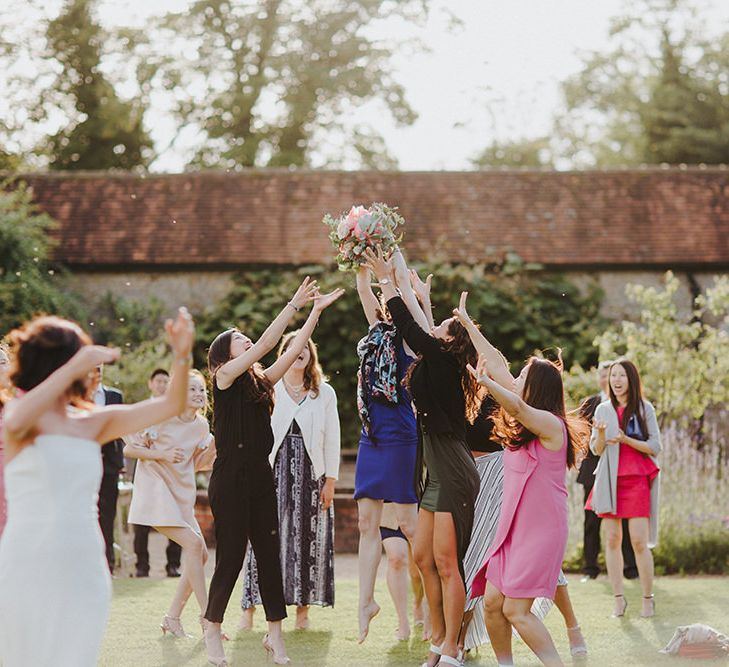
[576,393,602,486]
[100,387,125,475]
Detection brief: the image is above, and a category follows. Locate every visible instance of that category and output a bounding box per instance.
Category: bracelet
[174,354,192,366]
[287,301,301,312]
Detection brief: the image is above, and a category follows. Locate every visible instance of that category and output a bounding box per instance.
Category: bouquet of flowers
[323,202,405,272]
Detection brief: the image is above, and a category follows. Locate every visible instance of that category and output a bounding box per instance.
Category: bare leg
[409,545,431,640]
[484,583,512,665]
[603,518,627,616]
[383,536,411,640]
[432,512,464,661]
[504,597,563,667]
[356,498,384,643]
[239,606,255,630]
[628,518,655,616]
[554,584,587,656]
[156,526,208,617]
[414,509,443,667]
[264,619,288,662]
[295,605,310,630]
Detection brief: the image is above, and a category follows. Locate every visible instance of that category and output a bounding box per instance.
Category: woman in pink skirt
[468,353,586,667]
[585,359,661,619]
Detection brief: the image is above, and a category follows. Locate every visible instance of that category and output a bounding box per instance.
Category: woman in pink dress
[468,353,586,667]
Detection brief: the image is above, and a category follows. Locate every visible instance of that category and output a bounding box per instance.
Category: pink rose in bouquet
[323,203,405,272]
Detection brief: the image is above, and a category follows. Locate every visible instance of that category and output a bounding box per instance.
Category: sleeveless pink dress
[472,424,568,600]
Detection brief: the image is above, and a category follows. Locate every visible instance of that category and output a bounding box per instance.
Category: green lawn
[100,575,729,666]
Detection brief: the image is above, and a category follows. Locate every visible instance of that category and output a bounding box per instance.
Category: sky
[20,0,729,171]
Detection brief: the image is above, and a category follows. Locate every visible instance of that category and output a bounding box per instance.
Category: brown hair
[0,341,10,407]
[207,328,274,413]
[278,332,324,398]
[491,357,587,469]
[404,318,481,424]
[608,358,647,436]
[7,315,92,406]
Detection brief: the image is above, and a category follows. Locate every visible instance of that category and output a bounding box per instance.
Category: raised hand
[452,291,472,326]
[466,354,492,386]
[71,345,120,378]
[409,268,433,303]
[290,276,319,310]
[362,246,393,283]
[165,307,195,359]
[313,287,345,313]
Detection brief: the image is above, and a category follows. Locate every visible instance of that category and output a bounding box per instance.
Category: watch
[379,278,391,286]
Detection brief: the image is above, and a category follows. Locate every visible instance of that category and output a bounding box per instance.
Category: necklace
[284,378,306,398]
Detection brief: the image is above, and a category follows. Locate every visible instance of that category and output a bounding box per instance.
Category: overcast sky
[41,0,729,170]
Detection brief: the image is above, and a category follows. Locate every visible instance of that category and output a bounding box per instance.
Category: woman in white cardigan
[586,359,661,618]
[240,332,340,631]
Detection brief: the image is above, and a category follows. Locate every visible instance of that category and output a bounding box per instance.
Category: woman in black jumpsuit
[203,278,343,666]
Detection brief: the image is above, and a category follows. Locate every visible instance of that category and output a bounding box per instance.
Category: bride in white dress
[0,308,194,667]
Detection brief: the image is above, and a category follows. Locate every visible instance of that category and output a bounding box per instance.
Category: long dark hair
[491,357,587,469]
[207,328,274,414]
[608,358,647,436]
[7,315,92,406]
[404,319,481,424]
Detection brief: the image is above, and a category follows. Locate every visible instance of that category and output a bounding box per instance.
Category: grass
[100,574,729,666]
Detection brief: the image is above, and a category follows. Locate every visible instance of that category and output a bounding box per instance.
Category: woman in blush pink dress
[125,370,217,639]
[469,354,587,667]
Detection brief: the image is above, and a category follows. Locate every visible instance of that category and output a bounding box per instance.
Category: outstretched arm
[409,268,434,329]
[264,288,345,384]
[3,345,121,446]
[93,309,195,443]
[392,249,430,331]
[468,355,563,450]
[356,267,380,327]
[216,277,318,390]
[453,291,514,390]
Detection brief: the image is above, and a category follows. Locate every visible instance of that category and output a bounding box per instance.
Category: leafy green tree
[594,271,729,430]
[147,0,427,169]
[472,137,554,169]
[0,182,80,334]
[557,0,729,166]
[45,0,153,170]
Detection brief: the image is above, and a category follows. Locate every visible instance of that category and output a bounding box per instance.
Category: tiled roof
[13,169,729,269]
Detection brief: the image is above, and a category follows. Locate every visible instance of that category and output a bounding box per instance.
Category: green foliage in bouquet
[323,203,404,272]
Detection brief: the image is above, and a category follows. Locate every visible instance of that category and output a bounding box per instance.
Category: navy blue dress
[353,338,419,504]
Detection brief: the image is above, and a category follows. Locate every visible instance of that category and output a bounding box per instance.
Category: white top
[269,380,341,480]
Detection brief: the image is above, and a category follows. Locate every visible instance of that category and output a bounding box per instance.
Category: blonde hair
[278,332,324,398]
[188,369,209,415]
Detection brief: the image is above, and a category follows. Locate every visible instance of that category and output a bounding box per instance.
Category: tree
[45,0,153,170]
[0,182,80,334]
[472,137,554,169]
[146,0,427,169]
[556,0,729,166]
[595,272,729,433]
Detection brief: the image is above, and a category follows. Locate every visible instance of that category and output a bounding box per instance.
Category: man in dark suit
[89,365,125,574]
[578,361,638,581]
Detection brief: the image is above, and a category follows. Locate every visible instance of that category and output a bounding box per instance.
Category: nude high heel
[263,633,291,664]
[160,614,190,638]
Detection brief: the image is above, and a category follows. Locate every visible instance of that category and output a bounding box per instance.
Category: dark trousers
[204,463,286,623]
[98,472,119,572]
[133,524,182,574]
[582,484,638,578]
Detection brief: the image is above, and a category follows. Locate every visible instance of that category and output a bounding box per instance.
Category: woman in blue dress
[354,251,431,643]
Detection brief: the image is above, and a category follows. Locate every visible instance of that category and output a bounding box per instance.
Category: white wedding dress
[0,435,112,666]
